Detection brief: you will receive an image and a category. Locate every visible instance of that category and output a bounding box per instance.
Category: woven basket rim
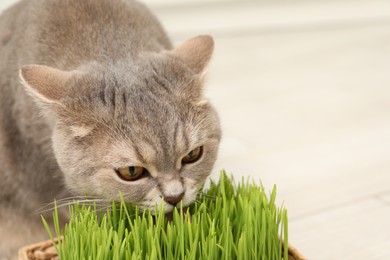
[19,238,306,260]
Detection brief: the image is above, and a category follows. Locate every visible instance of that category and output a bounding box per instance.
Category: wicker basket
[18,238,60,260]
[19,238,306,260]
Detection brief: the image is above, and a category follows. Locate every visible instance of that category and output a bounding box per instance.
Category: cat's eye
[115,166,146,181]
[182,146,203,164]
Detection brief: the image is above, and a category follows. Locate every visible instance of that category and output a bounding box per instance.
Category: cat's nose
[164,192,185,206]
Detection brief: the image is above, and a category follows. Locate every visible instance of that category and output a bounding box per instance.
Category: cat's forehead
[64,57,213,156]
[83,57,198,100]
[100,101,205,170]
[102,54,194,84]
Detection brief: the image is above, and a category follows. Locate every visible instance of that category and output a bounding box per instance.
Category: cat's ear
[171,35,214,76]
[19,65,73,104]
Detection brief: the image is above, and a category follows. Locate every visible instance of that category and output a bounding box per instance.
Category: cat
[0,0,221,258]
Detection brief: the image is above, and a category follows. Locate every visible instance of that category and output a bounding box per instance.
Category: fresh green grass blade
[42,171,289,260]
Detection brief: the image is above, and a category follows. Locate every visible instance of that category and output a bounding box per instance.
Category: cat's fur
[0,0,221,258]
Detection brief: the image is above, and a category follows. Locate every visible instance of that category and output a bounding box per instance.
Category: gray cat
[0,0,221,258]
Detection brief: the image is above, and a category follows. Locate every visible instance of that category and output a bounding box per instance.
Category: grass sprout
[43,171,289,259]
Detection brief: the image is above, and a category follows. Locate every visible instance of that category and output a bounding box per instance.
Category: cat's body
[0,0,221,258]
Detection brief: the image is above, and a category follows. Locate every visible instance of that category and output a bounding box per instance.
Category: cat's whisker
[199,194,217,200]
[193,199,213,211]
[36,203,75,214]
[35,196,103,210]
[35,198,110,214]
[56,195,102,201]
[40,198,107,207]
[95,205,114,213]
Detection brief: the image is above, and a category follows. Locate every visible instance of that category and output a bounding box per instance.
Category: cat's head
[20,35,221,212]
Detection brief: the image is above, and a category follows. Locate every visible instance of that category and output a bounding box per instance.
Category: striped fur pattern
[0,0,221,258]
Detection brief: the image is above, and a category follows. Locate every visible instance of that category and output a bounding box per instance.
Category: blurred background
[1,0,390,259]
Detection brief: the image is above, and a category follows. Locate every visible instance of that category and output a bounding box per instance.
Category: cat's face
[20,36,221,212]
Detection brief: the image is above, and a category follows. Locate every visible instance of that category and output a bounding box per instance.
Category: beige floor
[1,0,390,259]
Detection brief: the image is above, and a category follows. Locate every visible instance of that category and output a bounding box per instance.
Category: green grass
[42,171,289,260]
